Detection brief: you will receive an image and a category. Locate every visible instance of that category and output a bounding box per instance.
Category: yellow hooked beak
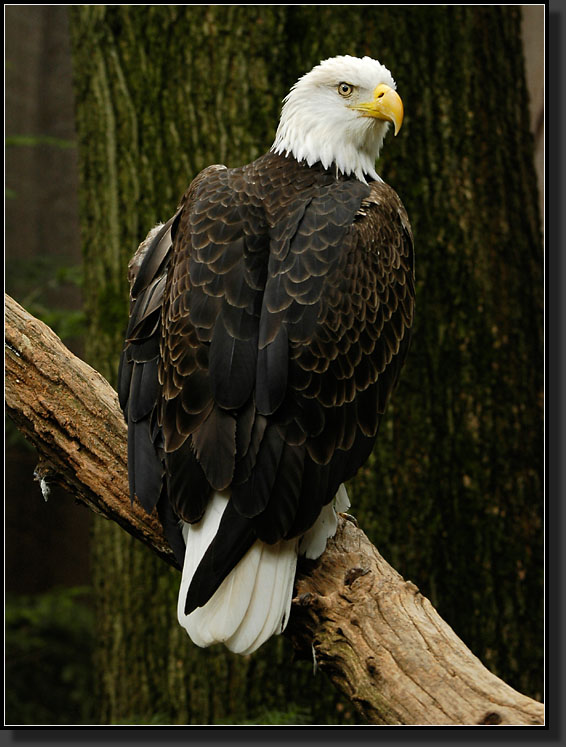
[351,84,404,135]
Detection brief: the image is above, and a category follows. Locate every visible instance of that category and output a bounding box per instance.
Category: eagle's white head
[272,55,403,183]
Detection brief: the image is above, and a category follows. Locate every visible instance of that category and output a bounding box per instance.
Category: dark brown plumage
[119,53,415,657]
[119,150,414,615]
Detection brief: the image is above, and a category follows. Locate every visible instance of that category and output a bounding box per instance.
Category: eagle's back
[119,151,414,623]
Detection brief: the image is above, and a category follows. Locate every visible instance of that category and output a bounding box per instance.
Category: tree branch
[289,521,544,725]
[5,292,175,568]
[4,293,544,726]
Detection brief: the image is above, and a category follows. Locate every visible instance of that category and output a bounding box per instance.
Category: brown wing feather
[260,177,414,540]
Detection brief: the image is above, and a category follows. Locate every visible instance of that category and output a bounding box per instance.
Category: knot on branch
[344,566,371,586]
[293,591,330,612]
[478,712,503,725]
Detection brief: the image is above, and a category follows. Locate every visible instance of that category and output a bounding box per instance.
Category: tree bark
[65,4,543,722]
[4,292,544,727]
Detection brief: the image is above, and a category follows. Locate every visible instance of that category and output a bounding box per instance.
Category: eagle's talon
[340,512,359,527]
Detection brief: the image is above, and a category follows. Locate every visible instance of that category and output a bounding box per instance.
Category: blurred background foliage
[5,5,544,725]
[4,585,348,726]
[5,588,95,725]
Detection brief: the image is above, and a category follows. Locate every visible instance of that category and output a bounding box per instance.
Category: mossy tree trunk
[69,5,542,724]
[351,5,544,703]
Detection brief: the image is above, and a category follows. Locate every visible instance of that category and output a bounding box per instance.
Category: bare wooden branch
[4,292,544,726]
[289,519,544,725]
[5,292,176,568]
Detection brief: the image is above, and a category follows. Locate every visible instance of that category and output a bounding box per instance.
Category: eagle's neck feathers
[271,55,396,184]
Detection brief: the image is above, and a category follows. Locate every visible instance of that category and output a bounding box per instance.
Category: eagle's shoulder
[355,179,413,243]
[177,164,229,206]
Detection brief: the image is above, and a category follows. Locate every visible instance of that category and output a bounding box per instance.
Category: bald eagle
[119,55,414,655]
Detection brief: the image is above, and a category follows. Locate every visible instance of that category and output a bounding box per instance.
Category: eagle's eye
[337,82,354,98]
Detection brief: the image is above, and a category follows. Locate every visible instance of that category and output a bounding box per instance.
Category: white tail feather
[177,485,350,654]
